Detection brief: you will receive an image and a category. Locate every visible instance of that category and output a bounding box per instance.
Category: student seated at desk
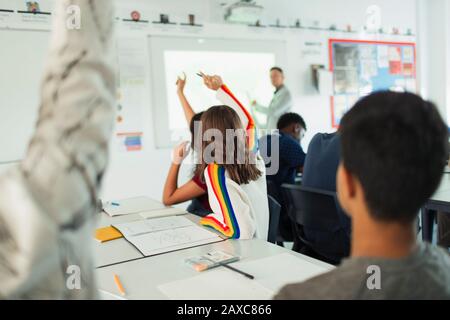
[164,74,269,240]
[302,132,340,191]
[300,132,351,262]
[162,75,210,217]
[199,75,269,240]
[259,113,307,241]
[276,92,450,299]
[259,113,307,186]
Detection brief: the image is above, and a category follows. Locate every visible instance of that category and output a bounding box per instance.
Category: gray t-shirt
[275,242,450,300]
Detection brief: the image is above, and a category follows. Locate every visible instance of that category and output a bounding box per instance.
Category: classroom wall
[416,0,450,123]
[0,0,422,204]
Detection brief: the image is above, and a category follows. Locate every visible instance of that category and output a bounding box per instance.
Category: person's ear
[337,163,357,217]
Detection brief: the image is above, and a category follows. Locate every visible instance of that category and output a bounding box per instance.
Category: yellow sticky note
[95,226,123,243]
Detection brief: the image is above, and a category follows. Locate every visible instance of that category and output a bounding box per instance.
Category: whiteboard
[0,29,50,163]
[148,36,287,148]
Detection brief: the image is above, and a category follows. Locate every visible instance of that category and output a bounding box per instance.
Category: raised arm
[0,0,116,298]
[176,73,196,125]
[202,74,258,153]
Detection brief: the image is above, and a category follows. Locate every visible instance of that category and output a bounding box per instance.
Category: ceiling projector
[224,0,264,24]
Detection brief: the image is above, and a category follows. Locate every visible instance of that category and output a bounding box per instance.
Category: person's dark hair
[270,67,283,74]
[190,112,204,150]
[277,113,307,131]
[339,91,448,223]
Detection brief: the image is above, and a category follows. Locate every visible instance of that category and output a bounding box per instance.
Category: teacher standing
[252,67,293,130]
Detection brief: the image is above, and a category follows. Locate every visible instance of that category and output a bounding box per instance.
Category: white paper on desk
[114,216,195,237]
[127,225,222,256]
[103,196,166,217]
[158,268,274,300]
[139,207,187,220]
[232,253,332,293]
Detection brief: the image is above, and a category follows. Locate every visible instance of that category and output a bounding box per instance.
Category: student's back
[197,78,270,240]
[276,242,450,299]
[301,132,350,262]
[276,91,450,300]
[302,132,340,191]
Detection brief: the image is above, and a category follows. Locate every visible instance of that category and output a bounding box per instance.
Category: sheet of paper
[103,196,167,216]
[114,216,195,237]
[231,253,332,293]
[127,225,223,257]
[158,268,274,300]
[139,207,187,219]
[377,45,389,68]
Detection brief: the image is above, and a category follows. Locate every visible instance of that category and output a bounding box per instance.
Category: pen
[220,263,255,280]
[113,274,126,296]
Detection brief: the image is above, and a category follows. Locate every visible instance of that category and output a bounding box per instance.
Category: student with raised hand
[162,75,210,217]
[0,0,116,299]
[275,92,450,300]
[198,74,269,240]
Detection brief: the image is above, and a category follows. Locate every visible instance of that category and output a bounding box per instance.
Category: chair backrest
[280,184,297,222]
[267,180,282,203]
[282,184,343,231]
[281,184,350,263]
[267,195,281,244]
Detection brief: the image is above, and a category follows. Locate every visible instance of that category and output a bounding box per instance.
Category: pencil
[221,263,255,280]
[113,274,126,296]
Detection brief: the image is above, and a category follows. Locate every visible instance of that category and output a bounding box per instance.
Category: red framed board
[329,39,417,128]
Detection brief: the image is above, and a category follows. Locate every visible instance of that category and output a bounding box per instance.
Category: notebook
[95,226,123,243]
[113,216,224,257]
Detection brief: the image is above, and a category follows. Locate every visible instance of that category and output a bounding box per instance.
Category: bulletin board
[329,39,417,128]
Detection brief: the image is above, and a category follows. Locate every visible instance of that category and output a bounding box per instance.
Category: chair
[267,180,294,244]
[281,184,351,265]
[267,195,281,244]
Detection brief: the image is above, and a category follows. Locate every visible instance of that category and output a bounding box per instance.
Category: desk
[95,238,333,300]
[422,173,450,242]
[94,199,333,300]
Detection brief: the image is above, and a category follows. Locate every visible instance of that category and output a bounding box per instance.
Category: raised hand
[200,72,223,91]
[176,72,187,94]
[172,141,191,165]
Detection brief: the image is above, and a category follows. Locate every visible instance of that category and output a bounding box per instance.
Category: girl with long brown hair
[163,74,269,240]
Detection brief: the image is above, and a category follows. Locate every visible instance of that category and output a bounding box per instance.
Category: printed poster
[115,37,147,152]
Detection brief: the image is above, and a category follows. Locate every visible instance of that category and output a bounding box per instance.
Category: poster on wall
[115,37,148,152]
[329,39,417,128]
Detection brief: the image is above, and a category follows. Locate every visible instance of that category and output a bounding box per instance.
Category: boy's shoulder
[275,244,450,300]
[274,260,368,300]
